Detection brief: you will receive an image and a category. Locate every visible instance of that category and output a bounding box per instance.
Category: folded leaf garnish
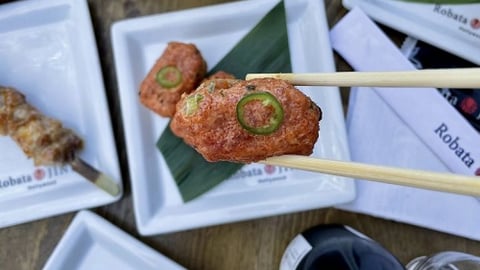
[157,0,292,202]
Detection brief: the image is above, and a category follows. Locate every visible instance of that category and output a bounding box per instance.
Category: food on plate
[139,42,207,117]
[0,86,83,166]
[170,78,322,163]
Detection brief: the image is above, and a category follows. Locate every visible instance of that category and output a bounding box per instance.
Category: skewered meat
[139,42,207,117]
[170,78,322,163]
[0,87,83,166]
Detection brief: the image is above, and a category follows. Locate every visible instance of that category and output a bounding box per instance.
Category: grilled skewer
[0,86,120,196]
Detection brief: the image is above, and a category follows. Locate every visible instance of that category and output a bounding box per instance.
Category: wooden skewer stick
[246,68,480,88]
[261,155,480,196]
[70,157,121,197]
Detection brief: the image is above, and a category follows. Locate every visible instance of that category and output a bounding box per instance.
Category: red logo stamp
[264,165,276,174]
[460,97,478,115]
[471,18,480,29]
[33,168,45,181]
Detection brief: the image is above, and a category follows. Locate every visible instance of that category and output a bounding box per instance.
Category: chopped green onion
[183,93,204,116]
[156,66,182,88]
[207,81,216,93]
[236,92,284,135]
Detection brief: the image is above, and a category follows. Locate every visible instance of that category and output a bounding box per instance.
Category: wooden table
[1,1,480,269]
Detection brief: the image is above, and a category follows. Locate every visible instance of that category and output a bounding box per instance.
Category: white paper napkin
[330,8,480,240]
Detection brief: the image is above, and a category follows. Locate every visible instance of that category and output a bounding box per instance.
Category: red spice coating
[205,71,235,81]
[171,78,322,163]
[139,42,207,117]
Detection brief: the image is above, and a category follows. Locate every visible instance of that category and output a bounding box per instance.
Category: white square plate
[112,0,355,235]
[43,211,186,270]
[0,0,122,228]
[342,0,480,65]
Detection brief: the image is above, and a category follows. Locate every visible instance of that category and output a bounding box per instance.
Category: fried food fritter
[139,42,207,117]
[0,87,83,166]
[170,78,322,163]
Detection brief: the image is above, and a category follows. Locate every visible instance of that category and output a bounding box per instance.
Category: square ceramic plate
[43,211,186,270]
[112,0,355,235]
[0,0,122,228]
[342,0,480,65]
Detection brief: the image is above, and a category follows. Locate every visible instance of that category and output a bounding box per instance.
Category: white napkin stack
[330,8,480,240]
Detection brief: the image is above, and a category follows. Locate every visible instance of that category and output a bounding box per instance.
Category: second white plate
[0,0,122,229]
[43,211,186,270]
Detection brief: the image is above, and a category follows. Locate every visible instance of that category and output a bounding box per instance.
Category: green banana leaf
[157,1,292,202]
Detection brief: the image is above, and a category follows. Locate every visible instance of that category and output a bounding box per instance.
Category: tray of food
[112,0,355,235]
[0,0,122,228]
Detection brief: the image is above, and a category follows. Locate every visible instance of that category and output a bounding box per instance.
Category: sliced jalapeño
[156,66,182,88]
[236,92,284,135]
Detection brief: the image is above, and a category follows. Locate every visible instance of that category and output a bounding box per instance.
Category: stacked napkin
[330,8,480,240]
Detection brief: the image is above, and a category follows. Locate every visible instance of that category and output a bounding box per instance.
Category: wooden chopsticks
[261,155,480,196]
[248,68,480,196]
[246,68,480,88]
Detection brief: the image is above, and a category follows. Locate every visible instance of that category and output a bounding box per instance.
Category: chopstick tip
[95,173,122,197]
[71,157,122,197]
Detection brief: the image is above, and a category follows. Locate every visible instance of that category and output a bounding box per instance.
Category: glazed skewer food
[0,87,83,166]
[0,86,120,196]
[171,78,322,163]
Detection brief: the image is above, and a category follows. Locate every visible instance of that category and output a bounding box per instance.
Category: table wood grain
[1,1,480,270]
